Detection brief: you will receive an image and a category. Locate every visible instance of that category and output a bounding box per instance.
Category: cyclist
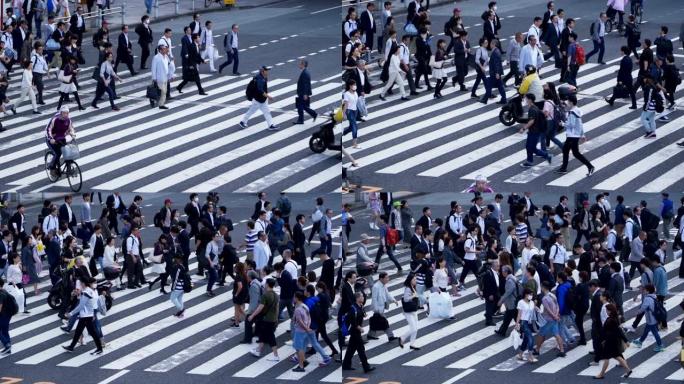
[45,106,76,176]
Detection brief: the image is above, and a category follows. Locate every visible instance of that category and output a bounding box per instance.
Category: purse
[150,254,163,264]
[401,296,419,312]
[22,273,30,284]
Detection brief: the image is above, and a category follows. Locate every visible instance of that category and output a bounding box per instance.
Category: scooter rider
[518,65,544,109]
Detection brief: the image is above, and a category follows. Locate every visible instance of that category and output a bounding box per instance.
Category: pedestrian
[519,93,552,167]
[56,55,85,111]
[13,58,40,114]
[640,76,662,138]
[30,42,47,105]
[0,277,17,355]
[431,39,447,99]
[514,288,538,363]
[534,281,566,357]
[651,256,668,329]
[450,30,470,91]
[574,271,590,345]
[585,13,607,65]
[369,271,398,341]
[342,291,375,373]
[503,32,523,86]
[625,15,640,59]
[199,20,216,72]
[593,303,632,379]
[495,265,520,336]
[177,33,207,95]
[292,59,317,125]
[662,54,679,111]
[248,277,280,362]
[564,32,579,86]
[239,65,277,130]
[471,37,489,99]
[6,253,26,314]
[20,236,40,295]
[480,38,506,104]
[135,15,153,70]
[114,25,136,76]
[541,84,564,150]
[240,269,261,343]
[90,51,120,110]
[379,45,408,102]
[124,226,143,289]
[397,273,420,350]
[519,34,543,77]
[291,291,331,371]
[62,277,104,355]
[654,25,674,60]
[218,24,239,75]
[555,95,594,175]
[630,283,665,352]
[605,46,637,109]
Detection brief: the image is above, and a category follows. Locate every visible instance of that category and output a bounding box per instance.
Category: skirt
[150,262,166,274]
[432,67,447,79]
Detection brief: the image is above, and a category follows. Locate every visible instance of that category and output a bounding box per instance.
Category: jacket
[135,24,153,45]
[617,55,633,84]
[453,38,470,62]
[359,9,376,35]
[590,289,602,324]
[69,13,86,34]
[182,43,203,81]
[352,67,371,95]
[59,203,77,228]
[371,280,395,314]
[482,268,501,300]
[338,281,355,316]
[653,265,668,295]
[499,274,519,310]
[638,294,659,325]
[564,106,584,138]
[488,48,503,77]
[296,68,312,98]
[607,273,624,307]
[557,281,572,315]
[116,32,132,59]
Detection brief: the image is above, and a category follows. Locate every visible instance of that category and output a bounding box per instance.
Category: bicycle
[44,140,83,192]
[631,2,643,24]
[605,7,626,34]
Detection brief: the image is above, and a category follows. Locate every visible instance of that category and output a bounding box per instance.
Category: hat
[360,233,371,241]
[261,65,272,71]
[392,201,401,207]
[60,106,69,113]
[453,7,461,12]
[164,198,172,205]
[583,200,590,206]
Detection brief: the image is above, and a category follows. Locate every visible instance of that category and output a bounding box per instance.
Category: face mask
[194,198,199,203]
[526,295,532,301]
[493,6,497,11]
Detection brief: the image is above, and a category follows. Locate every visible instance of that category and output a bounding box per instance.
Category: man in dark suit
[176,33,206,95]
[293,214,307,275]
[451,30,470,91]
[606,46,637,108]
[201,204,217,232]
[543,15,562,66]
[559,18,575,83]
[177,222,191,270]
[409,225,427,261]
[180,26,192,62]
[482,259,501,326]
[189,13,202,36]
[414,27,432,90]
[292,59,317,125]
[127,195,144,227]
[135,15,153,70]
[9,205,26,252]
[541,1,555,37]
[11,20,27,56]
[184,193,201,238]
[337,271,357,353]
[589,279,603,363]
[251,192,267,221]
[69,6,86,47]
[106,192,126,236]
[480,39,506,104]
[0,230,12,277]
[114,24,136,76]
[483,11,497,42]
[359,2,376,55]
[58,195,78,234]
[352,60,371,97]
[218,24,240,75]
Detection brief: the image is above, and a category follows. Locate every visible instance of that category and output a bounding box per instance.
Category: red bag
[386,228,400,246]
[575,44,586,66]
[22,273,30,285]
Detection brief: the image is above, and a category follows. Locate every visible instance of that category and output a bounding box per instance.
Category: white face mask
[526,294,532,301]
[493,5,497,11]
[194,198,199,203]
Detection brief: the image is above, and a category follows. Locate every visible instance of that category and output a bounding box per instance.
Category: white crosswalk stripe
[332,37,684,193]
[0,68,341,193]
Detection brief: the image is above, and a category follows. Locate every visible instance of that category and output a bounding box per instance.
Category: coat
[488,48,504,77]
[296,68,312,98]
[135,24,153,45]
[482,268,501,301]
[617,55,633,84]
[600,316,628,359]
[607,273,624,308]
[499,274,519,310]
[59,203,77,228]
[352,67,371,95]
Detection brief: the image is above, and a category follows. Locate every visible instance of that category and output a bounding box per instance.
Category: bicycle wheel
[605,19,613,34]
[636,6,643,24]
[66,161,83,192]
[44,151,58,182]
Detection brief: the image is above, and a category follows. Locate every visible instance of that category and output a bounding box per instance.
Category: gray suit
[496,274,520,336]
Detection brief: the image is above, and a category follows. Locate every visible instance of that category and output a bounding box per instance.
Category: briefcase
[613,84,629,99]
[369,313,389,331]
[146,82,160,101]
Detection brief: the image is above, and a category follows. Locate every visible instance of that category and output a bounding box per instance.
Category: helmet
[524,64,536,75]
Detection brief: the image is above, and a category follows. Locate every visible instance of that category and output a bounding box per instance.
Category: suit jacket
[9,212,25,236]
[296,68,312,98]
[338,281,355,316]
[607,273,624,307]
[293,222,305,250]
[416,215,430,233]
[415,35,431,61]
[590,290,602,324]
[482,268,501,300]
[182,43,203,80]
[352,67,371,95]
[185,203,201,225]
[483,19,496,41]
[542,10,553,34]
[453,38,470,63]
[544,23,561,47]
[180,34,192,59]
[69,14,85,34]
[189,21,202,37]
[117,33,133,60]
[179,229,191,257]
[359,9,376,36]
[135,24,153,45]
[59,204,77,228]
[201,213,216,231]
[488,48,503,76]
[251,201,265,221]
[410,234,428,260]
[559,27,572,55]
[12,28,26,53]
[106,194,126,215]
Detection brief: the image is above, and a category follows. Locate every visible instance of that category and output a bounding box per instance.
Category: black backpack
[245,77,258,101]
[564,284,578,312]
[153,210,164,228]
[589,22,595,36]
[310,298,324,324]
[2,290,19,317]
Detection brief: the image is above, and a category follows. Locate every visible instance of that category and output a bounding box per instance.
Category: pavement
[0,0,343,194]
[0,192,344,384]
[339,192,684,384]
[342,0,684,196]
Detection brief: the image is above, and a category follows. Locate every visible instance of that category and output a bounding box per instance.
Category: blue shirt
[653,265,668,296]
[661,198,674,218]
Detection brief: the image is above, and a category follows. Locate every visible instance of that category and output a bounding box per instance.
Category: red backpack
[386,228,400,246]
[575,43,586,66]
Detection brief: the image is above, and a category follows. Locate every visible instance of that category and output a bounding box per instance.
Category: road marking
[96,370,130,384]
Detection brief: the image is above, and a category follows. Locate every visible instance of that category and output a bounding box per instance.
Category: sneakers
[292,366,306,372]
[586,166,595,176]
[555,168,568,174]
[631,339,642,348]
[62,345,75,352]
[60,326,70,333]
[250,348,261,357]
[0,346,10,355]
[677,141,684,147]
[319,357,332,367]
[268,125,279,131]
[266,354,280,362]
[659,115,669,121]
[653,345,666,352]
[239,121,248,129]
[90,349,103,355]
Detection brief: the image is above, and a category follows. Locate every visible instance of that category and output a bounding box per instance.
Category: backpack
[444,20,452,36]
[648,295,667,323]
[513,280,523,302]
[589,22,595,36]
[575,43,586,66]
[476,263,490,292]
[245,77,258,101]
[571,213,581,230]
[630,219,641,240]
[551,101,567,128]
[564,284,579,313]
[277,198,291,216]
[386,228,400,247]
[340,305,356,337]
[153,210,164,228]
[2,290,19,317]
[309,298,324,324]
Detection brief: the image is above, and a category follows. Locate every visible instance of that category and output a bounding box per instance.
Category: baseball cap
[261,65,272,71]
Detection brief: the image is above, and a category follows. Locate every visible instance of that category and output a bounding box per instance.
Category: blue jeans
[206,266,218,292]
[35,14,43,39]
[299,330,329,360]
[342,109,358,139]
[145,0,153,13]
[639,323,662,346]
[519,320,534,352]
[170,290,184,311]
[0,314,10,348]
[560,314,577,344]
[526,132,549,163]
[641,110,656,133]
[586,37,605,63]
[541,119,564,151]
[66,313,79,331]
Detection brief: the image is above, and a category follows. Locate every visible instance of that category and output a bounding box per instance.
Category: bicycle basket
[62,143,80,160]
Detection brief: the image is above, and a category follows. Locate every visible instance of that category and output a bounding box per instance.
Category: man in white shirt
[199,20,216,72]
[219,24,240,75]
[527,17,543,45]
[42,206,59,234]
[369,272,398,340]
[125,226,144,288]
[150,45,170,109]
[519,35,544,74]
[282,249,298,279]
[253,231,271,271]
[550,234,568,278]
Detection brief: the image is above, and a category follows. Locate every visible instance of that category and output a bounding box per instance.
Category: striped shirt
[244,229,259,252]
[515,223,529,244]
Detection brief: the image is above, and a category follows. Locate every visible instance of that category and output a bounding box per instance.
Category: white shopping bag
[510,329,521,350]
[428,291,452,319]
[5,284,25,314]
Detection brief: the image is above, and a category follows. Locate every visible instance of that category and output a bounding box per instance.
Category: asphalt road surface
[343,0,684,195]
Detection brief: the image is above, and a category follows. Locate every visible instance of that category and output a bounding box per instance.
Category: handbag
[403,22,418,36]
[356,96,367,116]
[510,328,522,350]
[22,273,30,284]
[146,82,160,101]
[150,254,163,264]
[369,313,389,331]
[613,83,629,99]
[401,296,419,312]
[46,38,60,51]
[333,102,344,123]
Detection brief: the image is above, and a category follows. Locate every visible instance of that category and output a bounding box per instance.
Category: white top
[103,245,118,268]
[549,243,568,265]
[7,264,22,285]
[126,235,140,256]
[21,69,33,89]
[205,241,219,264]
[253,240,271,271]
[42,214,59,234]
[284,259,298,280]
[343,90,358,111]
[344,20,357,38]
[399,43,410,64]
[521,246,539,269]
[519,44,544,71]
[231,31,238,48]
[31,52,48,74]
[517,299,536,322]
[464,236,478,261]
[151,52,169,82]
[527,25,541,42]
[388,54,401,74]
[200,28,214,48]
[434,268,449,290]
[448,213,464,235]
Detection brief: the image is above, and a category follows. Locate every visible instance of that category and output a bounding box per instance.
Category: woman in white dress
[378,45,407,101]
[7,253,27,313]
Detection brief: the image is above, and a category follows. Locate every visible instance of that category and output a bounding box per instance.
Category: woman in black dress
[595,303,632,379]
[231,262,249,327]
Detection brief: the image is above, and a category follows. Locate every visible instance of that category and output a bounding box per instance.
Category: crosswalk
[335,244,684,383]
[339,37,684,193]
[0,61,342,194]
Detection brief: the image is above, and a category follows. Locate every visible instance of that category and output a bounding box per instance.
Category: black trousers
[575,309,587,343]
[242,316,254,342]
[295,97,317,123]
[69,316,103,350]
[125,255,143,287]
[140,43,151,69]
[57,92,83,110]
[502,60,520,86]
[485,298,498,325]
[33,72,44,103]
[452,59,468,87]
[497,308,518,335]
[375,244,402,269]
[609,81,637,107]
[177,77,204,93]
[560,137,593,171]
[307,221,320,243]
[459,259,478,285]
[114,56,135,75]
[342,332,370,370]
[316,321,338,354]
